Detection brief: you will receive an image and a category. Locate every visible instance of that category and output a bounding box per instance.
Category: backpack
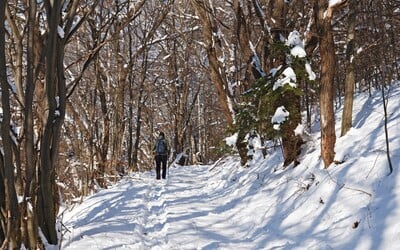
[155,138,167,155]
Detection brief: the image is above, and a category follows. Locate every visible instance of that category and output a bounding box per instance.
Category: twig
[341,185,372,197]
[327,171,372,197]
[366,150,382,179]
[208,156,228,171]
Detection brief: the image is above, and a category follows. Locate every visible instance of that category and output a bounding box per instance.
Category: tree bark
[233,0,257,87]
[23,0,40,247]
[315,0,337,168]
[95,58,110,188]
[132,68,148,172]
[381,84,393,174]
[0,154,5,244]
[190,0,234,125]
[341,0,356,137]
[0,1,21,247]
[37,0,66,244]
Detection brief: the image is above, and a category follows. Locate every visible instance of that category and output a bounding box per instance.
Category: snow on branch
[326,0,348,19]
[272,106,289,130]
[329,0,347,8]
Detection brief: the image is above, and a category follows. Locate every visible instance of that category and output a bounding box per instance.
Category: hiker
[153,132,170,180]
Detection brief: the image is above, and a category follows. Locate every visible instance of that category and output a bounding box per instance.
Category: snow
[290,46,307,58]
[273,67,297,90]
[270,65,282,77]
[287,31,303,47]
[271,106,289,130]
[61,84,400,249]
[286,30,316,80]
[58,26,65,38]
[250,41,266,77]
[224,132,238,146]
[306,61,317,81]
[294,123,305,136]
[287,30,307,58]
[329,0,345,7]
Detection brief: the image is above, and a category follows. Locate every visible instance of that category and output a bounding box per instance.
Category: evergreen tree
[235,31,315,167]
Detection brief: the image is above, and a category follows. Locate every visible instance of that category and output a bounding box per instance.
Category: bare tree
[341,0,357,136]
[1,0,149,247]
[190,0,235,125]
[312,0,347,168]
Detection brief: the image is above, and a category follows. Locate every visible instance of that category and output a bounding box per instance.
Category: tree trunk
[341,0,356,137]
[316,0,337,168]
[281,93,303,167]
[0,154,5,243]
[95,58,110,188]
[111,27,126,176]
[264,0,303,167]
[127,30,135,171]
[197,88,206,163]
[233,0,258,87]
[381,82,393,174]
[190,0,234,125]
[128,92,134,170]
[0,1,21,247]
[23,0,39,247]
[270,0,286,68]
[132,80,146,171]
[37,0,65,244]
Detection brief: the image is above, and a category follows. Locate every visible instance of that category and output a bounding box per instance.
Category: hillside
[60,84,400,249]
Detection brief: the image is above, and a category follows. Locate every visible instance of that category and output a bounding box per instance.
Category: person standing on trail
[153,132,170,180]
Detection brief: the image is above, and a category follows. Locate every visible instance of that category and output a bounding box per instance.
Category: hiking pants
[155,154,168,179]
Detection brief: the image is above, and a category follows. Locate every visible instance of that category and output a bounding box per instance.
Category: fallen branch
[208,155,228,171]
[327,171,372,197]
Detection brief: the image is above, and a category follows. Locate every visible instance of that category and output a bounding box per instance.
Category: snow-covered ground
[60,84,400,249]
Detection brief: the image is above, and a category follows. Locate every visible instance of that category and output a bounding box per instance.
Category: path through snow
[62,162,244,249]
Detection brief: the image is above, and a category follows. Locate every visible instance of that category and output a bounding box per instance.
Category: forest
[0,0,399,248]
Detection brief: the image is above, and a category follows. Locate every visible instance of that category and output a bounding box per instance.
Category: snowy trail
[61,175,155,249]
[141,166,223,249]
[61,156,400,250]
[61,165,220,249]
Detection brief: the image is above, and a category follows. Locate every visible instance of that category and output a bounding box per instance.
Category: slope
[61,84,400,249]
